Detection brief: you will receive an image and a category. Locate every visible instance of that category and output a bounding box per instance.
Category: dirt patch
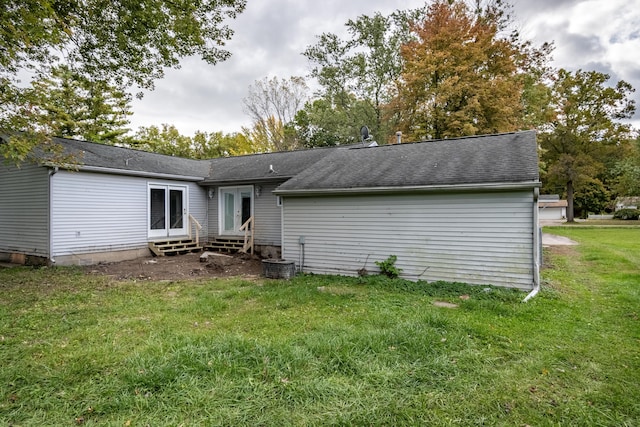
[544,245,578,257]
[432,301,459,309]
[85,252,264,281]
[542,233,579,246]
[542,245,579,270]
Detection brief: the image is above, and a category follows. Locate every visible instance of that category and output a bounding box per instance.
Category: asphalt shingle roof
[276,131,539,192]
[41,136,212,178]
[201,146,344,185]
[10,131,539,190]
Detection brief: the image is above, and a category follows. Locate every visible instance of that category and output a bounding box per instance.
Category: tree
[1,0,246,161]
[292,100,351,148]
[303,10,419,144]
[241,117,290,153]
[573,178,610,217]
[131,125,256,159]
[132,124,194,157]
[192,131,255,158]
[292,96,377,147]
[1,0,246,89]
[391,0,548,140]
[539,69,636,222]
[242,76,309,151]
[25,65,132,144]
[612,136,640,197]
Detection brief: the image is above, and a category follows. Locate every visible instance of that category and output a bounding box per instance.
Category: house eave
[199,176,293,187]
[274,181,541,196]
[43,163,206,182]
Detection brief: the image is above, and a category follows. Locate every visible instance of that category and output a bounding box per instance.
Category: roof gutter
[43,163,205,182]
[199,176,292,187]
[523,186,541,302]
[48,166,59,265]
[274,181,541,196]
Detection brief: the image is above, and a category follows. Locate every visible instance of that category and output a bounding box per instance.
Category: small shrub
[613,208,640,220]
[375,255,402,279]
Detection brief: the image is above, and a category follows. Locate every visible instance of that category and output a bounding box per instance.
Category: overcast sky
[129,0,640,136]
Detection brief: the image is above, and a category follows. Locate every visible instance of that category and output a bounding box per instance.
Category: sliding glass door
[149,184,187,238]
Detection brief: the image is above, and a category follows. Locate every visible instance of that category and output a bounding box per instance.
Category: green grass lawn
[1,228,639,426]
[562,219,640,227]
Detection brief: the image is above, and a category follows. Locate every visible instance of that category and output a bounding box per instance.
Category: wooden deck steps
[204,237,244,253]
[148,238,203,257]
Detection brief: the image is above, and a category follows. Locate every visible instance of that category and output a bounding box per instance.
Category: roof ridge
[207,143,352,162]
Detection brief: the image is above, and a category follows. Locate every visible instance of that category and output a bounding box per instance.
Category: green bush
[613,208,640,220]
[375,255,402,278]
[574,178,610,218]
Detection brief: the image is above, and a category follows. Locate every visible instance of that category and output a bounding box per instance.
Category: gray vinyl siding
[50,171,207,259]
[254,182,282,246]
[188,183,208,240]
[0,163,50,256]
[282,191,535,290]
[206,181,283,246]
[207,189,218,241]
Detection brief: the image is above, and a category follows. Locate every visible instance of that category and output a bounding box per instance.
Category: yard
[1,227,639,426]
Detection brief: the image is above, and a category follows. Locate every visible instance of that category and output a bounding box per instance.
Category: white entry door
[149,184,188,238]
[219,186,253,235]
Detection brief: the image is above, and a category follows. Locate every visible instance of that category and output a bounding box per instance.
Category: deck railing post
[239,216,254,254]
[188,214,202,246]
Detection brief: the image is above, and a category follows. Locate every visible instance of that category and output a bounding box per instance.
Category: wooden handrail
[239,215,254,254]
[188,214,202,246]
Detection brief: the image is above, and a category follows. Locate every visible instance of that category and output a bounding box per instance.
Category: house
[538,195,567,220]
[0,136,342,265]
[615,196,640,211]
[0,131,541,291]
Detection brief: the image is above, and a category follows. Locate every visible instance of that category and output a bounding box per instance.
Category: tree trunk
[566,180,575,222]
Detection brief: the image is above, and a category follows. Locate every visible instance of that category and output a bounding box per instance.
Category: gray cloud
[552,29,608,63]
[512,0,582,17]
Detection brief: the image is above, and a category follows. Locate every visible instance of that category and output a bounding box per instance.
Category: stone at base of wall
[257,245,281,259]
[10,253,25,264]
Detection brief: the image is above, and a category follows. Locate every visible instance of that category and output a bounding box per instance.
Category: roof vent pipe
[396,131,402,144]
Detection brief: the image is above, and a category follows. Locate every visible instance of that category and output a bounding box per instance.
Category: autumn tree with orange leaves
[391,0,551,141]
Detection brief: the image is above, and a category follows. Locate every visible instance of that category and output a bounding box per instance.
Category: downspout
[523,187,540,302]
[48,166,59,265]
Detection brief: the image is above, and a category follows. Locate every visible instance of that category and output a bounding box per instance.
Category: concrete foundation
[51,247,152,266]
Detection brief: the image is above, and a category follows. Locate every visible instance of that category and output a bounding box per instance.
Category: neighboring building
[538,195,567,220]
[1,131,541,290]
[615,197,640,211]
